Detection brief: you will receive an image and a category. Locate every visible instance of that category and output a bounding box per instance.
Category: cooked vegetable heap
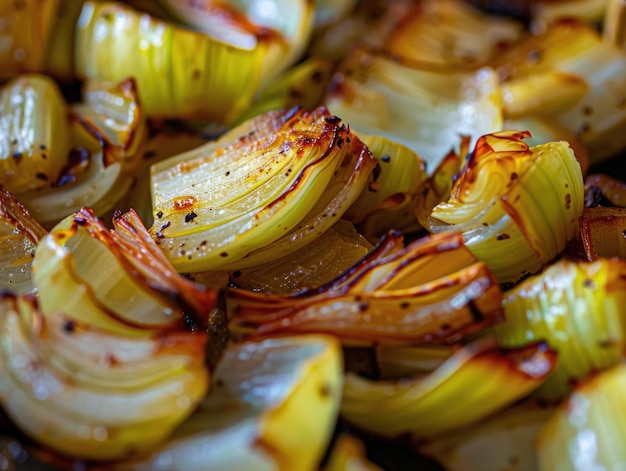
[1,0,626,470]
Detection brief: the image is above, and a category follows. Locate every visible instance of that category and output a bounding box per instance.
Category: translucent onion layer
[228,231,504,345]
[109,335,343,471]
[0,292,209,461]
[428,130,584,286]
[150,107,376,272]
[0,187,47,294]
[341,338,556,440]
[324,47,503,169]
[537,362,626,471]
[495,258,626,399]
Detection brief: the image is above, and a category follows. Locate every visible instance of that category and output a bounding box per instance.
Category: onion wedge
[536,362,626,471]
[109,335,342,470]
[0,292,209,461]
[228,231,504,345]
[33,208,217,336]
[495,258,626,399]
[341,338,556,440]
[0,187,47,294]
[427,130,584,286]
[150,107,375,272]
[324,47,503,169]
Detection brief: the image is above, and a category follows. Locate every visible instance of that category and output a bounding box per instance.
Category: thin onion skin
[495,258,626,399]
[228,231,504,345]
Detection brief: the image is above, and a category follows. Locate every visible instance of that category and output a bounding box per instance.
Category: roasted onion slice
[0,187,47,294]
[150,107,376,272]
[324,47,503,169]
[0,292,209,461]
[427,130,584,286]
[228,231,503,345]
[536,362,626,471]
[341,338,556,440]
[33,208,217,336]
[495,258,626,398]
[109,335,342,470]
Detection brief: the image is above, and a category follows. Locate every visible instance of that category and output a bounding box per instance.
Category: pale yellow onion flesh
[150,107,375,272]
[491,19,626,164]
[158,0,316,92]
[324,47,503,169]
[420,400,555,471]
[345,134,427,239]
[0,293,209,461]
[495,258,626,399]
[76,1,270,122]
[8,77,146,228]
[230,219,373,294]
[428,131,584,286]
[341,338,556,440]
[0,187,47,294]
[109,335,343,471]
[387,0,524,67]
[537,362,626,471]
[0,0,61,80]
[228,231,504,345]
[0,74,71,193]
[32,208,217,336]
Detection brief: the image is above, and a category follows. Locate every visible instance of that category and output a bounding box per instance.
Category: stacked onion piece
[324,46,504,169]
[421,130,584,286]
[109,335,343,471]
[0,207,217,460]
[72,0,314,122]
[489,6,626,165]
[0,187,47,295]
[149,106,377,272]
[228,230,504,344]
[0,74,146,228]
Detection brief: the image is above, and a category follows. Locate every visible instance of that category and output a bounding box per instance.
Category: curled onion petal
[228,231,504,345]
[325,47,503,169]
[491,18,626,164]
[375,344,453,379]
[495,258,626,399]
[0,187,47,294]
[230,220,373,294]
[537,362,626,471]
[428,130,584,286]
[0,0,60,80]
[0,74,72,194]
[0,292,209,461]
[580,206,626,260]
[108,335,342,471]
[8,77,146,228]
[386,0,524,68]
[150,107,375,272]
[33,208,217,336]
[345,134,427,241]
[158,0,315,92]
[420,400,555,471]
[76,1,274,122]
[341,338,556,440]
